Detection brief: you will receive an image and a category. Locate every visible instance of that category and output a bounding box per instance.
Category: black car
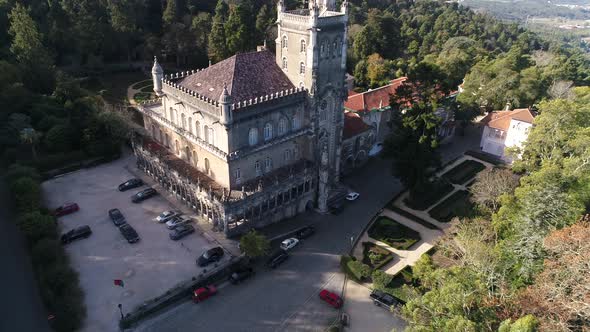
[266,250,289,269]
[118,178,144,192]
[370,289,404,309]
[131,188,158,203]
[169,224,195,240]
[108,208,126,227]
[295,225,315,239]
[119,223,140,243]
[229,267,255,284]
[197,247,224,267]
[61,225,92,244]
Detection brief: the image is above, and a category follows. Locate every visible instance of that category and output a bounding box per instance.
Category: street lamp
[117,303,124,319]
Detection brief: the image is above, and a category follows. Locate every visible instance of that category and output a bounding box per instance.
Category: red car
[319,289,343,308]
[192,285,217,303]
[53,202,79,217]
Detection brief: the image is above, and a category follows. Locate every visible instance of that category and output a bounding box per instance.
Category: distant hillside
[463,0,590,21]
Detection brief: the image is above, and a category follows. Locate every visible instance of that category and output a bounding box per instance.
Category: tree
[224,1,255,55]
[163,0,180,26]
[372,269,393,290]
[239,230,270,258]
[208,0,229,62]
[107,0,144,61]
[515,218,590,331]
[10,177,41,212]
[255,4,274,43]
[470,168,519,213]
[366,53,394,88]
[498,315,539,332]
[20,128,40,162]
[44,124,72,152]
[17,211,57,245]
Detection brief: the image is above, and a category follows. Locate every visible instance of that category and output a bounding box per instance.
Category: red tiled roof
[481,108,535,131]
[344,77,407,113]
[343,112,371,139]
[178,50,294,104]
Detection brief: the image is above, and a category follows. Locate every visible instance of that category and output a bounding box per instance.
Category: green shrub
[405,179,454,210]
[17,211,57,245]
[10,177,41,212]
[341,255,371,282]
[372,269,394,289]
[5,164,41,184]
[428,190,473,222]
[441,159,486,184]
[31,238,62,267]
[44,124,73,152]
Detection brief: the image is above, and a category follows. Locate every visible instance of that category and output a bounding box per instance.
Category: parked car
[53,202,79,217]
[197,247,224,267]
[370,289,404,309]
[193,285,217,303]
[266,250,289,269]
[346,192,360,201]
[169,224,195,240]
[166,215,192,230]
[280,238,300,251]
[118,178,144,192]
[61,225,92,244]
[229,267,255,284]
[131,188,158,203]
[156,210,180,223]
[295,225,315,240]
[368,142,384,157]
[319,289,343,308]
[108,208,126,227]
[119,223,140,243]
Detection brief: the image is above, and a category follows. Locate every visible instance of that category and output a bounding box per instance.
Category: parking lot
[42,157,228,332]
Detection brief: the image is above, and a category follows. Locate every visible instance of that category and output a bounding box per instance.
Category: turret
[152,56,164,97]
[219,84,232,126]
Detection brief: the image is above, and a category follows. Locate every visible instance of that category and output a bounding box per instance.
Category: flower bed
[441,159,486,185]
[367,217,421,250]
[428,190,472,222]
[361,242,395,269]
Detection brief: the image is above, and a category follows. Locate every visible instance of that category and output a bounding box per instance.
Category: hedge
[428,190,472,222]
[441,159,486,185]
[340,255,371,282]
[465,150,504,165]
[362,242,395,269]
[367,217,421,250]
[7,172,86,331]
[387,205,440,230]
[404,179,454,210]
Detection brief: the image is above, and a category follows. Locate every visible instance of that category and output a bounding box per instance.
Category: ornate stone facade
[134,0,348,237]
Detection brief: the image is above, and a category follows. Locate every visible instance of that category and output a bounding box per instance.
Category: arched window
[320,42,325,57]
[234,168,241,184]
[332,40,337,57]
[300,39,306,53]
[192,150,198,166]
[158,128,163,143]
[284,149,292,162]
[181,113,186,129]
[282,35,288,48]
[282,57,287,70]
[204,158,210,175]
[165,133,170,147]
[188,117,193,133]
[175,140,180,155]
[151,125,157,138]
[248,128,258,146]
[292,115,300,130]
[338,39,343,55]
[208,127,215,146]
[169,107,174,122]
[174,110,178,125]
[204,125,209,143]
[195,121,200,138]
[263,123,273,141]
[299,62,305,74]
[278,118,287,136]
[185,146,191,162]
[265,157,272,172]
[255,160,262,176]
[320,110,327,121]
[299,82,304,88]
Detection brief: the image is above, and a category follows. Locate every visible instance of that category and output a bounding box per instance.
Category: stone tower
[152,56,164,97]
[276,0,348,212]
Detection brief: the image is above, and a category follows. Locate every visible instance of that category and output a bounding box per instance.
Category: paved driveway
[42,158,227,332]
[136,156,403,332]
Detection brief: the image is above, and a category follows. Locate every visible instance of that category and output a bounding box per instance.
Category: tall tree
[163,0,179,26]
[208,0,229,62]
[224,1,255,55]
[108,0,143,61]
[255,4,274,43]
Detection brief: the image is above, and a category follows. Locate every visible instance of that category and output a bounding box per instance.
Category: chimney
[257,40,267,52]
[504,102,511,111]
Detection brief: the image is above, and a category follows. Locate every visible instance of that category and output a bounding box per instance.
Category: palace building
[134,0,350,236]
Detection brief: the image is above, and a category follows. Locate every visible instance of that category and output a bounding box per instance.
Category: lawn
[367,217,421,250]
[81,71,146,104]
[404,179,454,210]
[441,159,486,185]
[428,190,473,222]
[361,242,395,269]
[133,91,156,102]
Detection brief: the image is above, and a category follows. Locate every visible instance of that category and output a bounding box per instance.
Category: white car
[156,210,180,223]
[369,143,384,157]
[346,192,360,201]
[280,238,300,251]
[166,216,192,229]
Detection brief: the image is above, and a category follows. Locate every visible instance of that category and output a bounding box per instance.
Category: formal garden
[367,216,422,250]
[441,159,486,185]
[130,79,156,103]
[361,242,395,269]
[428,190,473,222]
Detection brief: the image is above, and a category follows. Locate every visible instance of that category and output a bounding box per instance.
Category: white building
[479,107,535,162]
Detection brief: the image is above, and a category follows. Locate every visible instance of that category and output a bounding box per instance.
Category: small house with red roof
[479,105,536,162]
[340,112,376,175]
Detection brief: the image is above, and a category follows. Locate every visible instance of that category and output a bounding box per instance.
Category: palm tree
[20,127,40,162]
